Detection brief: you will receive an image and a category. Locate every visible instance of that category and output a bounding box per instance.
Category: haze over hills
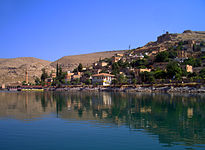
[0,30,205,85]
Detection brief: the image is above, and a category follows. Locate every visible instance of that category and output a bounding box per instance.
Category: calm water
[0,92,205,150]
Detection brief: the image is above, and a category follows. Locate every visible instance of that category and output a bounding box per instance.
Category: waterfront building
[92,73,114,86]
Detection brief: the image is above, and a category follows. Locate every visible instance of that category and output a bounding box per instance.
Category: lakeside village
[3,35,205,93]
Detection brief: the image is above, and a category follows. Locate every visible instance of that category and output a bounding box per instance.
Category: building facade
[92,73,115,86]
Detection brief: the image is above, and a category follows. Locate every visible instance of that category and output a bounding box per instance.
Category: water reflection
[0,91,205,148]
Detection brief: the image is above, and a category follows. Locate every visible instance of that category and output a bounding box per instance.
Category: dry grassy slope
[51,50,126,71]
[177,31,205,41]
[1,30,205,85]
[0,57,50,68]
[0,57,55,85]
[139,30,205,51]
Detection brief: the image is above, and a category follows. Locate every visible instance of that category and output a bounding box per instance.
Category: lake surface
[0,91,205,150]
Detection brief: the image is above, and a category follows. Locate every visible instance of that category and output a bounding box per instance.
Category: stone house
[65,71,74,82]
[182,65,193,73]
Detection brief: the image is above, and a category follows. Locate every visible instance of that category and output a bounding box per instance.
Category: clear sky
[0,0,205,61]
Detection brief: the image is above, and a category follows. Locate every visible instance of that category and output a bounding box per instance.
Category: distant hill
[50,50,126,71]
[1,30,205,85]
[0,57,55,85]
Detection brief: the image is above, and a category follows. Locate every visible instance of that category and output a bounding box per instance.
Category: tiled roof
[92,73,115,77]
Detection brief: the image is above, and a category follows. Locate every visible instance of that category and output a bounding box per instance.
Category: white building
[92,73,115,86]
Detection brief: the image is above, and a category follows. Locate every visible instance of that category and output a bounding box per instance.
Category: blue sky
[0,0,204,61]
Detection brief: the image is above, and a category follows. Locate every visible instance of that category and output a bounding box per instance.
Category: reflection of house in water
[187,108,193,118]
[67,98,72,111]
[140,107,152,113]
[102,93,112,106]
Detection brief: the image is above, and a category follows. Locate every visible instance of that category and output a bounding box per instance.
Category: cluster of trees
[137,62,183,83]
[112,74,128,85]
[155,51,177,62]
[35,63,67,86]
[34,68,48,86]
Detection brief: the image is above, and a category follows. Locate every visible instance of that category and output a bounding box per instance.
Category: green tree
[117,74,127,85]
[73,68,78,73]
[84,71,92,77]
[140,72,155,83]
[154,69,167,79]
[35,77,41,85]
[56,63,59,77]
[22,81,26,85]
[85,79,91,85]
[72,78,80,85]
[131,59,148,68]
[155,51,169,62]
[41,68,48,82]
[111,79,118,85]
[117,59,124,67]
[78,63,83,72]
[112,63,120,75]
[199,68,205,78]
[166,62,182,79]
[168,51,177,59]
[183,58,201,67]
[132,78,137,84]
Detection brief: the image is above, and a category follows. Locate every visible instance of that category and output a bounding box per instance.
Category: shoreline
[44,86,205,93]
[2,82,205,93]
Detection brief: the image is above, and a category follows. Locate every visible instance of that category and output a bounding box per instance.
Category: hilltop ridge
[1,30,205,85]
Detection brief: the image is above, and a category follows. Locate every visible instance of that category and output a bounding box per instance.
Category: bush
[155,51,169,62]
[85,79,92,85]
[140,71,155,83]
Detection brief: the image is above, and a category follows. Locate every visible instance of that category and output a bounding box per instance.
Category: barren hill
[132,30,205,54]
[0,57,55,85]
[1,30,205,85]
[50,50,126,71]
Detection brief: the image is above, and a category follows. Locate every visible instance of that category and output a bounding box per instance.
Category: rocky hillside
[1,30,205,85]
[50,50,126,71]
[131,30,205,55]
[0,57,55,85]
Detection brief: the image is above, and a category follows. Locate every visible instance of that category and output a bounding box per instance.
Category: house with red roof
[92,73,115,86]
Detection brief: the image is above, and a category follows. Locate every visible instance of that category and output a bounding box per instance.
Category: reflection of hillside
[56,92,205,147]
[0,92,205,147]
[58,92,113,123]
[0,92,56,120]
